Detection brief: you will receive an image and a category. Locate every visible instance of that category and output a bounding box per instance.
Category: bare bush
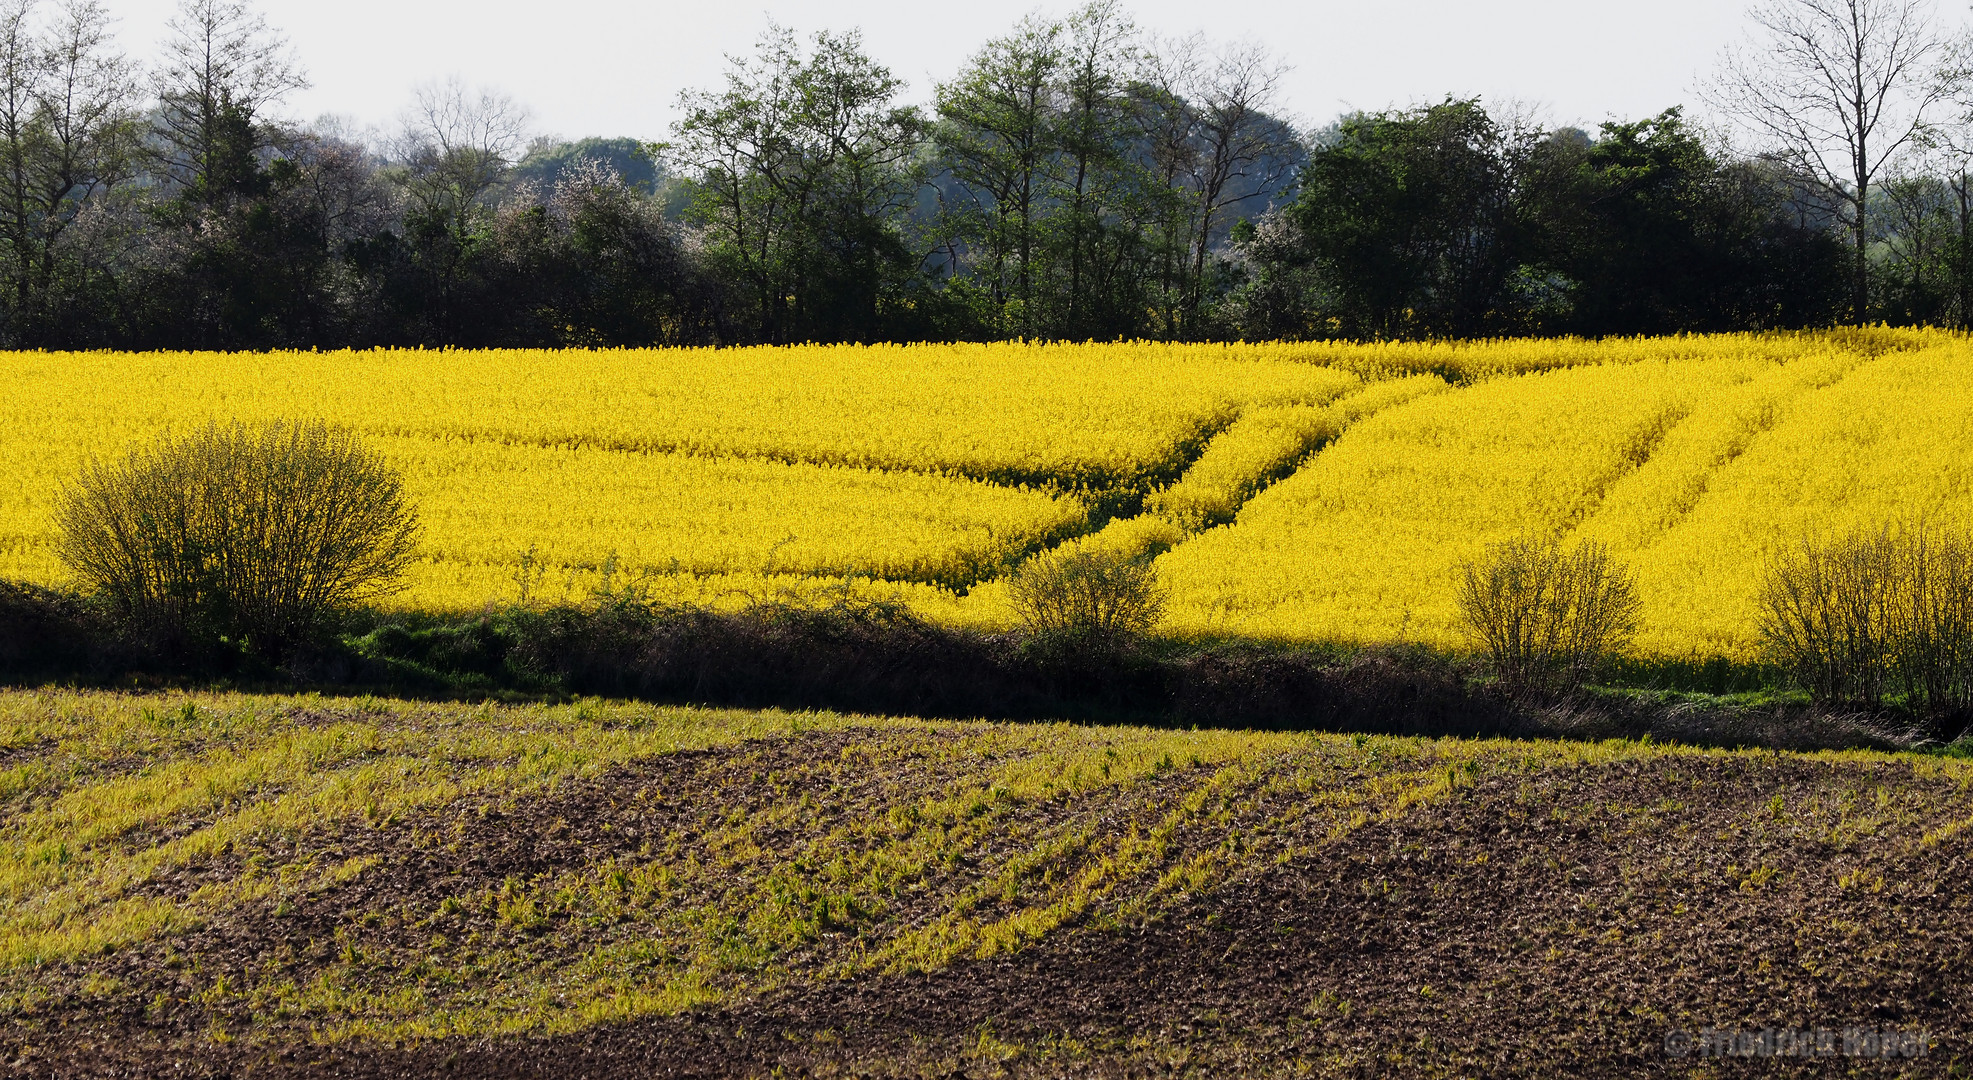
[1007,547,1165,646]
[1894,527,1973,713]
[1762,528,1900,705]
[1762,524,1973,714]
[56,420,418,655]
[1457,537,1641,695]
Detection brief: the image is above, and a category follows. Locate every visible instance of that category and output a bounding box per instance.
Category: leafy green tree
[1241,100,1847,340]
[1287,98,1524,338]
[669,24,924,343]
[1520,110,1731,331]
[1874,173,1957,323]
[935,2,1208,340]
[0,0,140,344]
[1136,34,1204,339]
[1522,108,1848,333]
[931,15,1061,335]
[1044,0,1141,337]
[1872,124,1973,327]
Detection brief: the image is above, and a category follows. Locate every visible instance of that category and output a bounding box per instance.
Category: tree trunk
[1854,184,1869,326]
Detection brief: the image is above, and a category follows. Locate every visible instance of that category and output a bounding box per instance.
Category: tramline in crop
[1,328,1965,661]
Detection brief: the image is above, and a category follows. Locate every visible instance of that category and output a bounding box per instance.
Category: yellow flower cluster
[1155,330,1973,660]
[1150,375,1451,529]
[0,343,1359,488]
[3,329,1963,660]
[0,343,1355,609]
[384,436,1087,603]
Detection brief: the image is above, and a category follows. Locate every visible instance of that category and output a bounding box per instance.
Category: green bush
[1007,547,1165,647]
[1457,536,1640,695]
[56,420,419,656]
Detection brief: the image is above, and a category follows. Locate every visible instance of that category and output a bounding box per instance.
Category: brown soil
[12,753,1973,1079]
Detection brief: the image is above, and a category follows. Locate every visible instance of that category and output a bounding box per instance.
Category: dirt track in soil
[16,750,1973,1079]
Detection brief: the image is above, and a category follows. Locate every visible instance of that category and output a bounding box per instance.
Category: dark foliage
[0,3,1899,351]
[0,581,124,677]
[1167,645,1514,737]
[1236,101,1850,340]
[1520,109,1851,335]
[0,581,1933,748]
[1284,99,1520,339]
[493,598,1165,722]
[325,599,1531,733]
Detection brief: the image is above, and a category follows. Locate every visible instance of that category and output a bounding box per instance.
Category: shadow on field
[0,581,1927,753]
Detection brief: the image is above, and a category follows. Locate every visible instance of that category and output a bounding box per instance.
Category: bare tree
[388,78,529,340]
[288,122,392,235]
[39,0,138,189]
[1180,41,1296,330]
[152,0,305,199]
[0,1,46,270]
[1710,0,1962,323]
[390,76,532,222]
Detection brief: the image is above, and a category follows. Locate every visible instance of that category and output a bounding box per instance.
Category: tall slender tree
[932,15,1062,335]
[1178,41,1296,334]
[0,0,138,342]
[1710,0,1961,323]
[1137,32,1203,338]
[1049,0,1138,335]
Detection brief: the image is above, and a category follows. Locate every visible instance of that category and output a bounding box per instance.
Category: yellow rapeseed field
[0,343,1361,608]
[0,328,1964,661]
[1155,329,1973,659]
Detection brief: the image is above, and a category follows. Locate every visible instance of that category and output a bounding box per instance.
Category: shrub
[1761,524,1973,716]
[1457,536,1640,694]
[1007,547,1165,647]
[1760,529,1899,706]
[0,580,108,675]
[1893,527,1973,716]
[56,420,419,656]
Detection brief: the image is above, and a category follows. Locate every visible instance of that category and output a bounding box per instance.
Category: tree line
[1,0,1969,349]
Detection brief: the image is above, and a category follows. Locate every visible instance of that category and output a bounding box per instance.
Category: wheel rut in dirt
[92,752,1973,1079]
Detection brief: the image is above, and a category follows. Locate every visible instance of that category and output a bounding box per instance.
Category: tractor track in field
[15,753,1973,1078]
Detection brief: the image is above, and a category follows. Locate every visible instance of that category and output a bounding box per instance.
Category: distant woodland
[0,0,1968,348]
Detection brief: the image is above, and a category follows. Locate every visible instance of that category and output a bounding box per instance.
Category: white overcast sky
[91,1,1841,143]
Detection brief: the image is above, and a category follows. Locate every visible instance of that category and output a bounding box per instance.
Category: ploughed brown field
[2,691,1967,1077]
